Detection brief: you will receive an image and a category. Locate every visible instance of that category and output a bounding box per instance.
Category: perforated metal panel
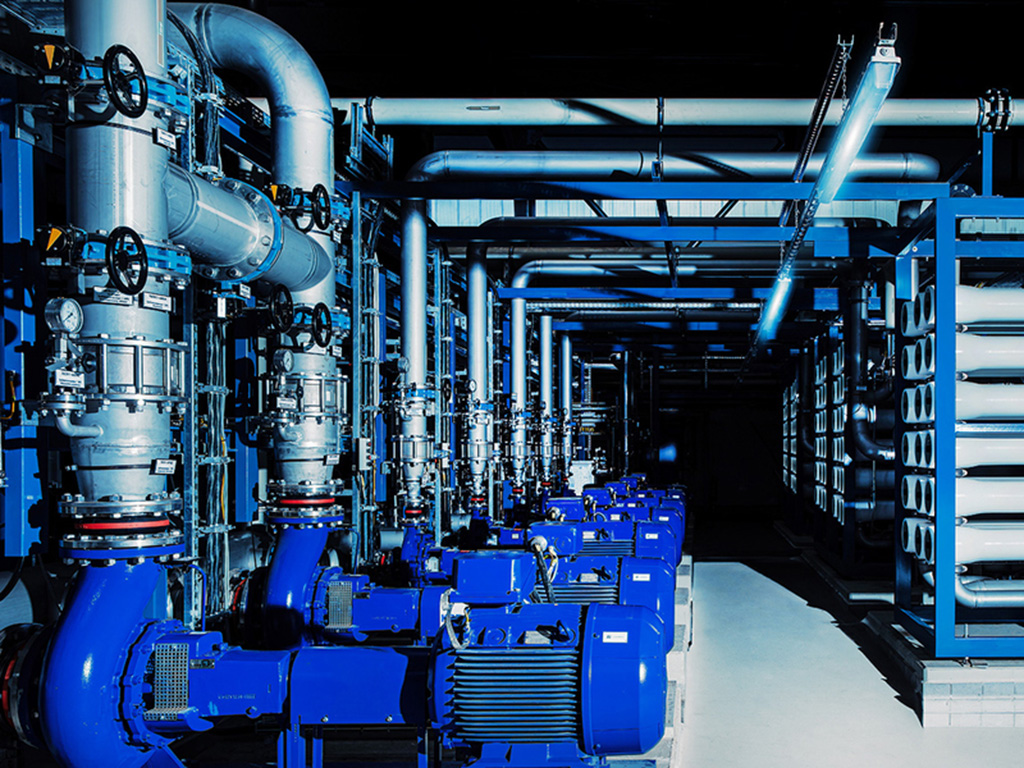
[326,581,354,629]
[145,643,189,718]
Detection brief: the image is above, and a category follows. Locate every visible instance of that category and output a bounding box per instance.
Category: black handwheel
[105,226,148,295]
[269,284,294,333]
[311,302,332,348]
[311,184,332,230]
[102,44,148,119]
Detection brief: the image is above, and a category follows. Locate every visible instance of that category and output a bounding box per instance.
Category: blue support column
[1,110,43,556]
[981,131,994,197]
[233,334,258,523]
[932,197,957,656]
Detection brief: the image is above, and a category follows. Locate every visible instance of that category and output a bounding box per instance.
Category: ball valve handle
[105,226,148,295]
[311,302,333,348]
[102,44,148,119]
[268,284,295,334]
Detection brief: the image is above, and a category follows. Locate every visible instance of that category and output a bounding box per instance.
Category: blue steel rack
[895,195,1024,658]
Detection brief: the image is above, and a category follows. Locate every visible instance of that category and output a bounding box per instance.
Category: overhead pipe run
[323,97,999,128]
[406,150,938,182]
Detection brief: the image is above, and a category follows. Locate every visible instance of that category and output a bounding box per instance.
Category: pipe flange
[266,496,348,525]
[42,391,86,414]
[978,88,1013,133]
[59,530,185,561]
[59,496,183,519]
[201,178,282,284]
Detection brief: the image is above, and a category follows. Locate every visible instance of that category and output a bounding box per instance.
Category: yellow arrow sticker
[46,227,63,251]
[269,184,279,202]
[43,44,56,70]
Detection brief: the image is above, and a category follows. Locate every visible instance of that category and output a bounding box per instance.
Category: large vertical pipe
[399,200,430,512]
[65,0,173,503]
[560,334,574,478]
[466,243,490,505]
[510,294,528,491]
[539,315,554,484]
[171,4,340,505]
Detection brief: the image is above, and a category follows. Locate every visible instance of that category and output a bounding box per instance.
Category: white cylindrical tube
[904,287,935,338]
[957,477,1024,517]
[902,429,934,469]
[902,382,935,424]
[957,334,1024,376]
[956,521,1024,564]
[956,381,1024,421]
[917,522,935,565]
[957,286,1024,324]
[957,437,1024,468]
[902,475,935,516]
[901,517,924,554]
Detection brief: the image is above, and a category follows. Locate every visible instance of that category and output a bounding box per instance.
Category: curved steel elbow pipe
[263,526,328,649]
[169,3,333,193]
[55,415,102,439]
[40,561,163,768]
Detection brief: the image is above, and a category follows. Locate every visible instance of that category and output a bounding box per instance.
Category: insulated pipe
[326,97,991,128]
[954,521,1024,564]
[64,0,174,503]
[406,150,939,182]
[956,381,1024,421]
[844,279,895,462]
[40,561,161,768]
[399,200,430,511]
[263,526,330,649]
[465,243,491,503]
[560,334,574,474]
[957,437,1024,468]
[171,2,340,506]
[164,164,332,292]
[539,315,554,484]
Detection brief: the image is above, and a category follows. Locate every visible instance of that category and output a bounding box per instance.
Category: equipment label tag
[582,531,596,540]
[142,292,172,312]
[658,516,670,522]
[55,369,84,389]
[153,458,177,475]
[277,396,297,410]
[609,514,621,521]
[324,454,341,466]
[644,533,659,540]
[580,573,599,583]
[93,287,133,306]
[632,573,651,582]
[602,631,629,644]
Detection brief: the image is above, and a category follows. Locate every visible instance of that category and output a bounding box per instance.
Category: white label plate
[582,531,596,540]
[602,631,629,644]
[142,292,172,311]
[632,573,651,582]
[93,287,133,306]
[55,369,85,389]
[644,533,659,540]
[153,458,177,475]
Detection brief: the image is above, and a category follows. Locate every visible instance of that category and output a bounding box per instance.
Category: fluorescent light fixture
[750,28,900,354]
[816,33,901,204]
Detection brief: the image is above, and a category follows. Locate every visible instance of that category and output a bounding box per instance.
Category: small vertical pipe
[622,350,631,474]
[560,333,573,480]
[539,315,553,483]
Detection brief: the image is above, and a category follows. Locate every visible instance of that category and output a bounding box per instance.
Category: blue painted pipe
[263,526,328,648]
[40,561,162,768]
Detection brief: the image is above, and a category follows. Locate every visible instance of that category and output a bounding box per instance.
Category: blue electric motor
[431,554,667,761]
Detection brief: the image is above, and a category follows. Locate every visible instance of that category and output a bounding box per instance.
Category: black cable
[534,550,555,603]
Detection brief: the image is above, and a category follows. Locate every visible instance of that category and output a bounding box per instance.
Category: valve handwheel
[269,284,294,334]
[105,226,148,295]
[311,184,332,230]
[102,44,148,119]
[311,302,333,348]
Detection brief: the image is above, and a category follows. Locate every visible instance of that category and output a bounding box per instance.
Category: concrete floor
[679,562,1024,768]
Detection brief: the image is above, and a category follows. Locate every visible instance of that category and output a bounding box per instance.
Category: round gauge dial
[44,297,84,334]
[273,348,295,373]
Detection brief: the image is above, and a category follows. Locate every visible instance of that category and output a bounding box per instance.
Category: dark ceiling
[249,0,1022,99]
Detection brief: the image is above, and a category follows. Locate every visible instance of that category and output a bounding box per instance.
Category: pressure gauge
[44,297,84,335]
[272,348,294,373]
